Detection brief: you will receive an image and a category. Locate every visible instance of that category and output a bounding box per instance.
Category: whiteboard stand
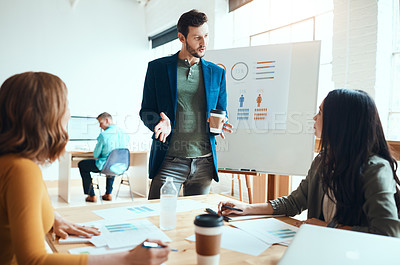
[218,170,291,203]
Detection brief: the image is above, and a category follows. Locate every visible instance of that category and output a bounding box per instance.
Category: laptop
[278,224,400,265]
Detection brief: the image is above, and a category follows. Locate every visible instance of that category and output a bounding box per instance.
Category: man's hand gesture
[154,112,171,143]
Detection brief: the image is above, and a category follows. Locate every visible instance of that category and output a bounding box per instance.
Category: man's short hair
[177,9,208,38]
[97,112,112,120]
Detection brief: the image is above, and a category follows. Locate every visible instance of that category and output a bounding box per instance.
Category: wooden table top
[49,194,296,265]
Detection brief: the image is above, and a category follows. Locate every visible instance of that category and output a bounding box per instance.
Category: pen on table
[221,205,243,212]
[142,242,178,252]
[51,231,56,242]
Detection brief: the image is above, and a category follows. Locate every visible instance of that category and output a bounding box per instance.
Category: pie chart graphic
[231,62,249,81]
[217,63,227,74]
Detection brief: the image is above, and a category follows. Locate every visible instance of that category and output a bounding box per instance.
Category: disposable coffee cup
[209,109,226,134]
[194,214,224,265]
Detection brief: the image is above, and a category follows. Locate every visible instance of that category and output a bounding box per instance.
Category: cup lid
[210,109,226,115]
[194,214,224,227]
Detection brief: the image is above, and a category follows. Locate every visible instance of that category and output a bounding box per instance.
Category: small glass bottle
[160,177,178,230]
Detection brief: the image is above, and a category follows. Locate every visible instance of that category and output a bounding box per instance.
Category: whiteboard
[205,41,321,176]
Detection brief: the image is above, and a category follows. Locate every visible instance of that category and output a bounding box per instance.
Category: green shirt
[167,59,211,158]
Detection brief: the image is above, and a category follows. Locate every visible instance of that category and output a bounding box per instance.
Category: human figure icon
[256,94,262,107]
[239,94,244,107]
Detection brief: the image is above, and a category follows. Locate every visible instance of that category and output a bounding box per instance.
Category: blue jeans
[78,159,115,196]
[148,155,215,199]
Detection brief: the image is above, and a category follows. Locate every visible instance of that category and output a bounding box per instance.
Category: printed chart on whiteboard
[205,41,320,175]
[208,45,292,131]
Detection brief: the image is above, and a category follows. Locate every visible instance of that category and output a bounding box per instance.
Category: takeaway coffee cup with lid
[194,214,224,265]
[209,109,226,134]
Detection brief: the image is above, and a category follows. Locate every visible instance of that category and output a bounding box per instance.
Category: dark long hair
[319,89,400,225]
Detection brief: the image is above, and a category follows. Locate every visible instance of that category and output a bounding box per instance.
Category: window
[149,26,181,60]
[250,17,315,46]
[387,0,400,140]
[149,26,178,49]
[151,38,181,60]
[231,0,333,104]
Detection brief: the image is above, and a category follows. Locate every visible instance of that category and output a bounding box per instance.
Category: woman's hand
[294,218,328,228]
[53,212,100,239]
[218,201,275,216]
[218,201,248,216]
[126,239,170,265]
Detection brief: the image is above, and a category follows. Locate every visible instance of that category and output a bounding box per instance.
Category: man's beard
[185,40,205,58]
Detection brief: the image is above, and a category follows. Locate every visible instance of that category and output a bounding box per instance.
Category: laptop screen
[67,116,101,141]
[278,224,400,265]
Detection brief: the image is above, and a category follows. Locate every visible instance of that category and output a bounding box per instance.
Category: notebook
[278,224,400,265]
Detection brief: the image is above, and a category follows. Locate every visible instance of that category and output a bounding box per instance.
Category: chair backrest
[101,148,130,176]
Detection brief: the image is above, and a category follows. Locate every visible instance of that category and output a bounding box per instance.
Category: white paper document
[59,236,91,244]
[231,218,298,245]
[206,45,292,131]
[102,219,171,248]
[69,246,131,255]
[186,226,271,256]
[64,219,171,249]
[93,203,160,220]
[93,199,208,220]
[175,199,209,213]
[228,214,284,222]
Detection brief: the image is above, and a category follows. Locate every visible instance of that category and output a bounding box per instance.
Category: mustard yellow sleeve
[6,158,88,265]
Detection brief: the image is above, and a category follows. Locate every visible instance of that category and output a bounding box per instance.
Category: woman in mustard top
[0,72,170,265]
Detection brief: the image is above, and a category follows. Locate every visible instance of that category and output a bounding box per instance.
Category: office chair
[90,148,132,203]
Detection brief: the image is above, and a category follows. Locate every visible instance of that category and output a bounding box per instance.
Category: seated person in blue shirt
[219,89,400,237]
[78,112,129,202]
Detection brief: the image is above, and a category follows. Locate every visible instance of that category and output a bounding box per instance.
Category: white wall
[332,0,377,95]
[332,0,393,130]
[0,0,152,179]
[0,0,149,114]
[144,0,223,49]
[375,0,395,131]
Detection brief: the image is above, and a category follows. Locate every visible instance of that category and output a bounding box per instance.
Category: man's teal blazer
[139,52,227,181]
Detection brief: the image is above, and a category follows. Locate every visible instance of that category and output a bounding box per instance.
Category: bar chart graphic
[255,61,275,80]
[127,206,155,214]
[267,229,296,239]
[105,223,138,233]
[254,108,268,120]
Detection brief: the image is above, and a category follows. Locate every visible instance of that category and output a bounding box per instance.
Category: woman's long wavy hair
[319,89,400,225]
[0,72,69,163]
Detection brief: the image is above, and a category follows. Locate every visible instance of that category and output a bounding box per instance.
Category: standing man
[78,112,129,202]
[140,9,233,199]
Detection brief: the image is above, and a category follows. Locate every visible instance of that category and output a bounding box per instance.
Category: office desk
[58,151,149,203]
[48,193,296,265]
